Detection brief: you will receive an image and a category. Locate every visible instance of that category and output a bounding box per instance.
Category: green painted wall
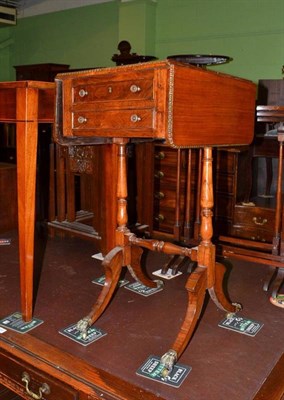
[0,1,119,81]
[155,0,284,81]
[0,0,283,83]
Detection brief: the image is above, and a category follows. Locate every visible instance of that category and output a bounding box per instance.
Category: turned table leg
[159,147,240,377]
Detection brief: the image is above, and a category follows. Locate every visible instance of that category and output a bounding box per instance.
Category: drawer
[72,109,154,133]
[0,352,78,400]
[73,78,154,104]
[154,146,199,169]
[153,208,182,233]
[230,225,273,243]
[154,188,196,210]
[233,205,275,231]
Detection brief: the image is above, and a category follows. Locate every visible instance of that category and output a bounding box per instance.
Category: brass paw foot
[160,349,177,378]
[226,302,242,318]
[76,316,92,339]
[154,279,164,289]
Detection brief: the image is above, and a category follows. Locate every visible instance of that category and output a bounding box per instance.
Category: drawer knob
[154,191,165,199]
[130,114,141,123]
[78,116,87,124]
[22,372,50,399]
[79,89,88,97]
[154,170,164,179]
[155,151,165,160]
[155,214,165,222]
[130,84,141,93]
[252,217,268,226]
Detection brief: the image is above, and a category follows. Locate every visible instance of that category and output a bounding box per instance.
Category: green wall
[0,0,283,83]
[155,0,284,81]
[0,1,119,81]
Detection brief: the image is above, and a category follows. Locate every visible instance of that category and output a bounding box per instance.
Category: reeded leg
[77,246,123,338]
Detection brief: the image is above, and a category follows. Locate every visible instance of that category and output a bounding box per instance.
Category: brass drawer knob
[154,214,165,222]
[130,84,141,93]
[78,89,88,97]
[154,191,165,199]
[154,170,164,179]
[130,114,141,123]
[78,116,87,124]
[155,151,165,160]
[22,372,50,399]
[252,217,268,226]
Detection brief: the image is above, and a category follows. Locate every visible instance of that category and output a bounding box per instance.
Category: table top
[0,80,55,122]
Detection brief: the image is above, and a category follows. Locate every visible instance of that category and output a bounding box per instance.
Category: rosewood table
[54,60,256,376]
[0,81,55,322]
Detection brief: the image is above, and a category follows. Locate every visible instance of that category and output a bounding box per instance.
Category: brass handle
[130,84,141,93]
[22,372,50,400]
[252,217,268,226]
[130,114,141,123]
[108,86,112,93]
[78,89,88,97]
[155,151,165,160]
[155,214,165,222]
[78,116,87,124]
[154,170,164,179]
[154,191,165,199]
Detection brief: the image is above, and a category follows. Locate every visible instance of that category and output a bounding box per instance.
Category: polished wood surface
[55,60,256,375]
[56,60,255,147]
[0,81,55,322]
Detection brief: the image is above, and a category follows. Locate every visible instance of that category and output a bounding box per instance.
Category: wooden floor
[0,229,283,399]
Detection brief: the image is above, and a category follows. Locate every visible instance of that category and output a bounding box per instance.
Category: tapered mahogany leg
[16,87,39,322]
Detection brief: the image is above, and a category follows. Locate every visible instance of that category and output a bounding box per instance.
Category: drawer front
[0,353,78,400]
[234,205,275,231]
[154,188,196,209]
[154,146,199,168]
[230,225,273,243]
[153,208,183,233]
[73,79,154,104]
[72,109,154,133]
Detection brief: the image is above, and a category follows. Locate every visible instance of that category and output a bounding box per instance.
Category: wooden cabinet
[152,145,199,238]
[231,204,275,243]
[14,63,70,82]
[139,144,250,244]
